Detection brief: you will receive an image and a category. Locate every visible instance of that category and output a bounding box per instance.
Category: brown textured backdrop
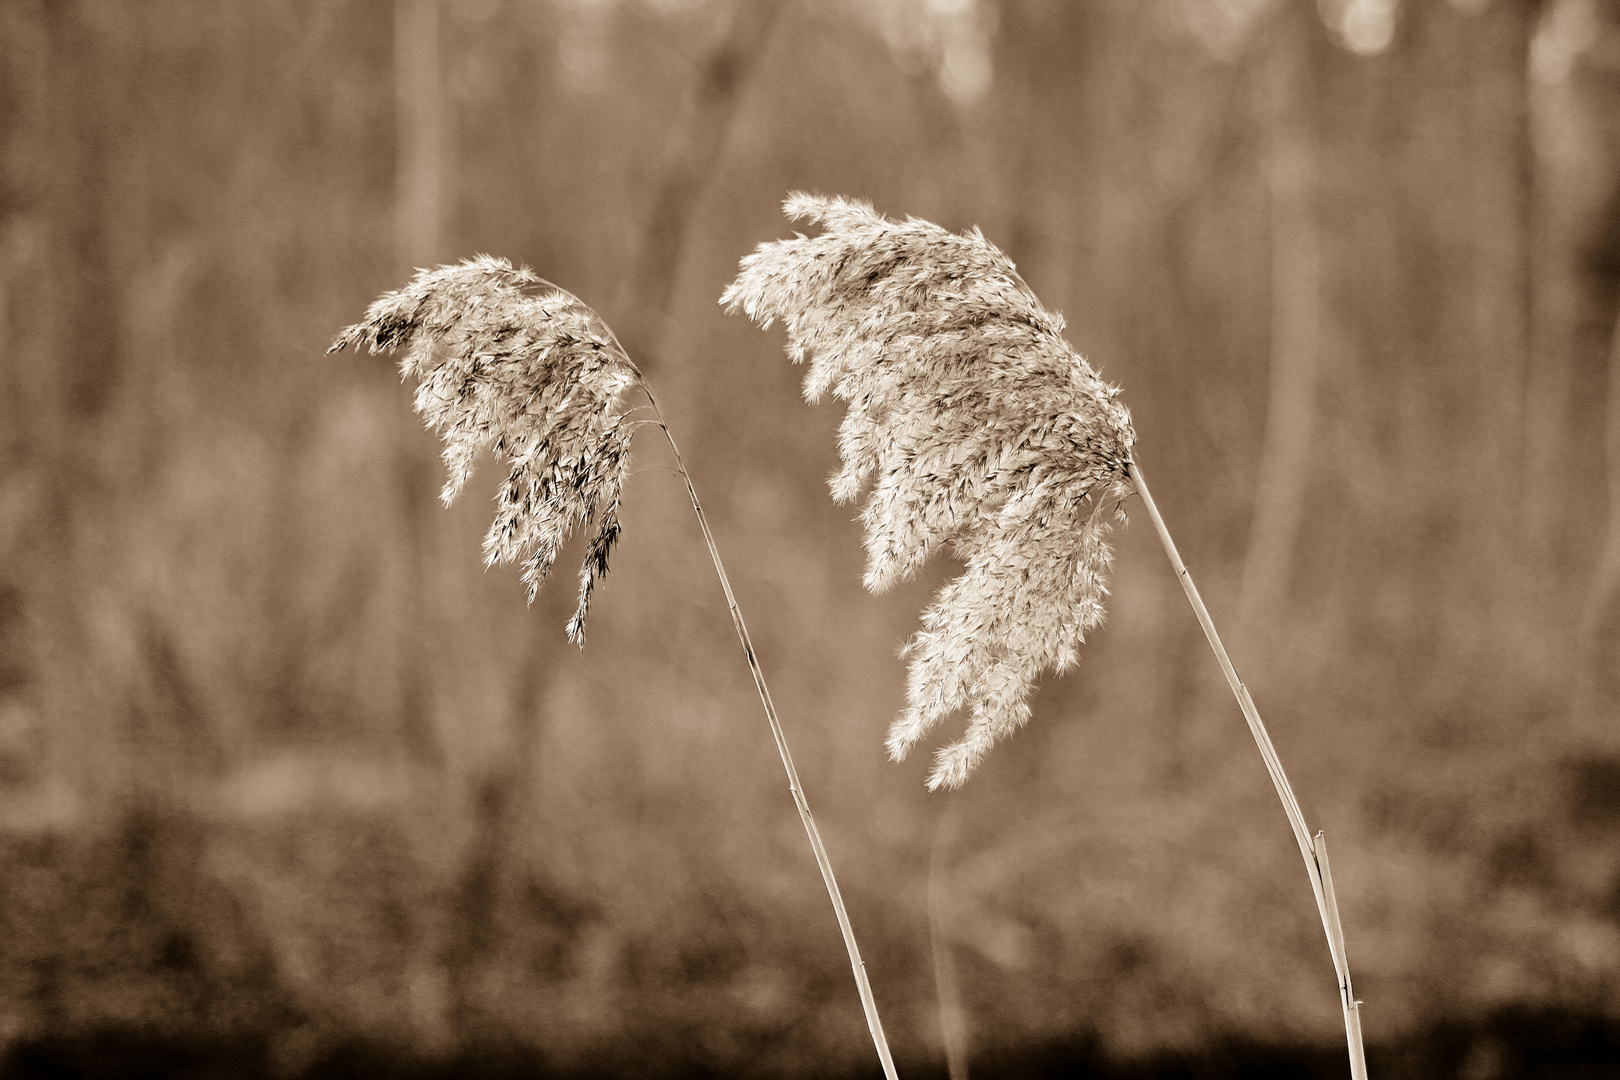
[3,0,1620,1076]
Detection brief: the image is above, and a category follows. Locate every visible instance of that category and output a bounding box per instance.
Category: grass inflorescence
[723,193,1135,790]
[333,199,1366,1080]
[333,257,901,1080]
[329,256,635,643]
[727,194,1366,1077]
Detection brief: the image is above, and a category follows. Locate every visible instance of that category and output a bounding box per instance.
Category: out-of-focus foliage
[2,0,1620,1074]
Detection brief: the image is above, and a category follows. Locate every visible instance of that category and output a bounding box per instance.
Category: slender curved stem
[505,285,896,1076]
[1129,459,1367,1080]
[927,797,969,1080]
[636,379,899,1080]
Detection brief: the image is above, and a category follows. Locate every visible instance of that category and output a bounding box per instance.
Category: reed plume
[727,194,1368,1079]
[328,255,634,643]
[723,194,1135,790]
[331,257,901,1080]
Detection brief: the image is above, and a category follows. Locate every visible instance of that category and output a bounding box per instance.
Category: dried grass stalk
[329,256,634,643]
[1132,462,1368,1080]
[331,258,900,1079]
[723,194,1135,790]
[729,195,1366,1077]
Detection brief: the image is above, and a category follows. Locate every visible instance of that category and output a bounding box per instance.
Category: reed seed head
[330,255,637,644]
[723,194,1135,790]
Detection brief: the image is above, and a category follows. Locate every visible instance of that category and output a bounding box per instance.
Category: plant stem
[1128,460,1368,1080]
[638,381,900,1080]
[927,797,969,1080]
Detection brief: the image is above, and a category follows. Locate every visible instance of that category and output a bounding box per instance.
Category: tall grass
[334,195,1370,1078]
[725,194,1368,1078]
[330,257,899,1079]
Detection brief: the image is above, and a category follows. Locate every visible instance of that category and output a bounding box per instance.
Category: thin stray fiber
[329,255,635,643]
[724,194,1136,790]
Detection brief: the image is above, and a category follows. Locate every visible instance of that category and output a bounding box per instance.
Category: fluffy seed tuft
[724,195,1135,790]
[330,255,636,643]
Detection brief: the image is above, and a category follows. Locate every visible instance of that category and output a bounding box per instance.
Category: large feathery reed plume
[331,256,900,1080]
[722,194,1135,792]
[726,195,1368,1079]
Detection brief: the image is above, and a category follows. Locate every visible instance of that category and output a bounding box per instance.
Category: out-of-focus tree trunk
[395,0,445,270]
[40,1,117,428]
[1527,0,1620,704]
[1588,306,1620,636]
[1525,0,1595,581]
[394,0,457,1052]
[1471,0,1535,626]
[621,0,783,362]
[1236,12,1319,640]
[1579,296,1620,728]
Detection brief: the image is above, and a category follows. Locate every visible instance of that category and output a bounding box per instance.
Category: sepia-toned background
[3,0,1620,1075]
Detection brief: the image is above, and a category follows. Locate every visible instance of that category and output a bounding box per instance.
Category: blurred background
[4,0,1620,1076]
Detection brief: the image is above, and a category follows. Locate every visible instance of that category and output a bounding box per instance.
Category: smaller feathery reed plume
[329,255,633,643]
[723,194,1134,791]
[330,257,900,1080]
